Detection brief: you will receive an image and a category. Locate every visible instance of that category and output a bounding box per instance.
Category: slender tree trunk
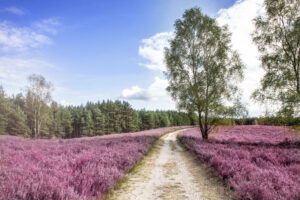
[38,120,41,138]
[296,69,300,95]
[37,103,42,138]
[203,73,209,140]
[204,109,208,140]
[198,112,208,140]
[34,111,37,138]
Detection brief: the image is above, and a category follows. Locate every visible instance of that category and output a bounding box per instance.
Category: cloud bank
[122,77,168,101]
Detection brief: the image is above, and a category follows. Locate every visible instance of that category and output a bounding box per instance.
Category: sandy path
[106,130,234,200]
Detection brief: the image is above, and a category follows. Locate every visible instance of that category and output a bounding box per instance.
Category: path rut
[106,130,234,200]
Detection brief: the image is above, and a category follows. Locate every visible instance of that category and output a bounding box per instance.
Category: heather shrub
[179,126,300,200]
[0,127,183,200]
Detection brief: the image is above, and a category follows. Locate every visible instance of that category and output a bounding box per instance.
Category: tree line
[0,83,195,139]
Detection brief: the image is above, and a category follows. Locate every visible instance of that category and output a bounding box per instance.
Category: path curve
[106,130,234,200]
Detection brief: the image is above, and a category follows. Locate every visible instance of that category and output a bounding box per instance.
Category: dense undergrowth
[179,126,300,200]
[0,127,183,200]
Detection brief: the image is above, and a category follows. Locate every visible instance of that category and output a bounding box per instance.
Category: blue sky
[0,0,267,116]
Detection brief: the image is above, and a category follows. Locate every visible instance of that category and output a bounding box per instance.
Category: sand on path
[106,129,234,200]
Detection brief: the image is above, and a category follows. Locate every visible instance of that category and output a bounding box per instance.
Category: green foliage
[92,108,105,135]
[0,91,8,135]
[255,116,300,127]
[6,105,30,136]
[252,0,300,116]
[61,108,73,137]
[213,118,236,126]
[165,8,244,139]
[232,116,300,128]
[0,88,30,136]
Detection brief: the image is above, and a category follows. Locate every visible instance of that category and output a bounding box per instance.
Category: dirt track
[106,130,234,200]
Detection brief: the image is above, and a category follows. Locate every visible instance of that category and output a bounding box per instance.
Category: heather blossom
[179,125,300,200]
[0,127,183,200]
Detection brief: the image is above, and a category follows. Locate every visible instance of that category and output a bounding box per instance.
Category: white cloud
[138,32,173,71]
[122,86,148,100]
[122,77,169,101]
[4,7,25,16]
[0,21,52,52]
[33,18,61,35]
[216,0,265,116]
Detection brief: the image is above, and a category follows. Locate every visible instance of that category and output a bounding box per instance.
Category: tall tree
[92,108,104,135]
[0,86,8,134]
[14,93,26,111]
[159,112,170,127]
[165,8,244,139]
[252,0,300,116]
[6,105,30,136]
[82,109,94,136]
[26,74,53,138]
[61,108,73,137]
[139,110,154,130]
[49,102,64,138]
[120,102,136,132]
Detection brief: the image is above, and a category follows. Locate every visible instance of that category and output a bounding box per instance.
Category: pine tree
[92,108,104,135]
[61,108,73,138]
[0,87,8,135]
[6,106,30,136]
[83,109,93,136]
[49,102,63,138]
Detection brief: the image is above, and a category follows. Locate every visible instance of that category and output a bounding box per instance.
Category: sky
[0,0,267,116]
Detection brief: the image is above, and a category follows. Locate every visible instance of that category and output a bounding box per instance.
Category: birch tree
[26,74,53,138]
[165,8,244,139]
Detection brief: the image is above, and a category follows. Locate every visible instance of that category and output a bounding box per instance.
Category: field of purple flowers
[0,127,182,200]
[179,125,300,200]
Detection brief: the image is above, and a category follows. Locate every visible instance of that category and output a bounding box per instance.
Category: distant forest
[0,85,196,138]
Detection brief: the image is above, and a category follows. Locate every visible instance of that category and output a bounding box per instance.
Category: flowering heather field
[179,126,300,200]
[0,127,182,200]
